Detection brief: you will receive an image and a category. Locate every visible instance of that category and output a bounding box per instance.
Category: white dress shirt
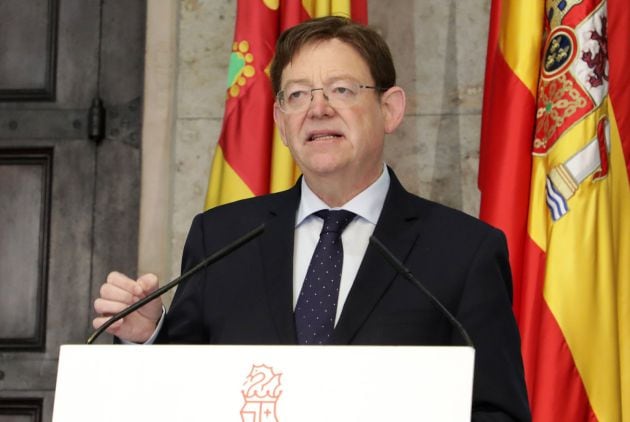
[293,165,390,325]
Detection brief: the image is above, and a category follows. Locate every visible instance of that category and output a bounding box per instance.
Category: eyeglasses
[276,81,384,113]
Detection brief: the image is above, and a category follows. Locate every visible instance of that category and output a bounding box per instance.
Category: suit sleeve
[155,213,209,344]
[457,228,531,422]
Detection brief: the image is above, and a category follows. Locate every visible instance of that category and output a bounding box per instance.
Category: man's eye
[288,90,307,101]
[331,86,355,96]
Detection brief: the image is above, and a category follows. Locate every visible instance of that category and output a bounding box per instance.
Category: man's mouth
[308,132,343,142]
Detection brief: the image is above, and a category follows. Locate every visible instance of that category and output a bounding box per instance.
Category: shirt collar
[296,164,390,227]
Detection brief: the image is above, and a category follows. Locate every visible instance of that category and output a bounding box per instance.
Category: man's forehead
[280,39,370,85]
[289,38,358,61]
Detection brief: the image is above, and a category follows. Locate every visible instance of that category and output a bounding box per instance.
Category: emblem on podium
[240,364,283,422]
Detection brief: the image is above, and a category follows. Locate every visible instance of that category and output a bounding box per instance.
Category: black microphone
[369,235,474,348]
[87,223,265,344]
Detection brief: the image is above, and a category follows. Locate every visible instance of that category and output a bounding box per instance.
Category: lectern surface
[53,344,474,422]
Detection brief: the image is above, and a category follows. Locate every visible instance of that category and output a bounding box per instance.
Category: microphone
[369,235,474,348]
[87,223,265,344]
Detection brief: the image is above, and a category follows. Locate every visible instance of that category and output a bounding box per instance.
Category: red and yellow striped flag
[480,0,630,420]
[205,0,367,209]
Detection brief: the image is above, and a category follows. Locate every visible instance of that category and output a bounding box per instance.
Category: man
[94,16,530,421]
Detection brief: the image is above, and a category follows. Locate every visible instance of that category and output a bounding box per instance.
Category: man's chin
[301,160,350,178]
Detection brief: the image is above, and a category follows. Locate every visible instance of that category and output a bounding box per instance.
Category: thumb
[135,273,163,322]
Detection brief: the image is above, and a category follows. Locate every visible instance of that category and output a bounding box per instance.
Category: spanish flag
[480,0,630,421]
[205,0,368,209]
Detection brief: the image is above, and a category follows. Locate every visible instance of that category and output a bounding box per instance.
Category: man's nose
[307,88,334,116]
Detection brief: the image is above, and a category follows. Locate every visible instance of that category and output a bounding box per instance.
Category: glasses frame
[275,82,385,114]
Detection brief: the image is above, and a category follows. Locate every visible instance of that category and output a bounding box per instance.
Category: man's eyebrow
[281,78,312,88]
[282,74,360,86]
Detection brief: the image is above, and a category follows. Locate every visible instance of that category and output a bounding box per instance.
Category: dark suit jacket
[158,169,531,421]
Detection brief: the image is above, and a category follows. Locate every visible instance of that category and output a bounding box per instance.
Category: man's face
[274,39,402,190]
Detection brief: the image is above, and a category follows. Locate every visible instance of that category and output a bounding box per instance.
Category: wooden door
[0,1,146,420]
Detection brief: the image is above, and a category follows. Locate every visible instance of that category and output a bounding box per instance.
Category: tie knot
[316,210,356,235]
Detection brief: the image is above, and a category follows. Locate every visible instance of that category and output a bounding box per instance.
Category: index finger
[106,271,143,297]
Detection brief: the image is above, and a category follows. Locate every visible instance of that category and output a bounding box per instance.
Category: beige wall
[140,0,491,285]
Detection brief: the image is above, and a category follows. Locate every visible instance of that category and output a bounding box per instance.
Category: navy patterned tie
[295,209,356,345]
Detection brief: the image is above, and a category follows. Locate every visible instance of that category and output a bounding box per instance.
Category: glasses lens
[278,86,310,112]
[325,81,360,108]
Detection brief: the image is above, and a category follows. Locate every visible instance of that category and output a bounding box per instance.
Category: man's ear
[380,86,406,134]
[273,103,289,146]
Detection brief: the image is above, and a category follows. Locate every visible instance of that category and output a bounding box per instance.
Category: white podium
[53,345,474,421]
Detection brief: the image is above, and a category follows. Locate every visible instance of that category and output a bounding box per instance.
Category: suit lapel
[331,171,423,344]
[258,185,301,344]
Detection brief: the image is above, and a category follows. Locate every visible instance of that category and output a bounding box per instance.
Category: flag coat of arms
[480,0,630,420]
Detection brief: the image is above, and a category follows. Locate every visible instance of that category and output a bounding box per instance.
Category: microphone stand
[370,235,474,348]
